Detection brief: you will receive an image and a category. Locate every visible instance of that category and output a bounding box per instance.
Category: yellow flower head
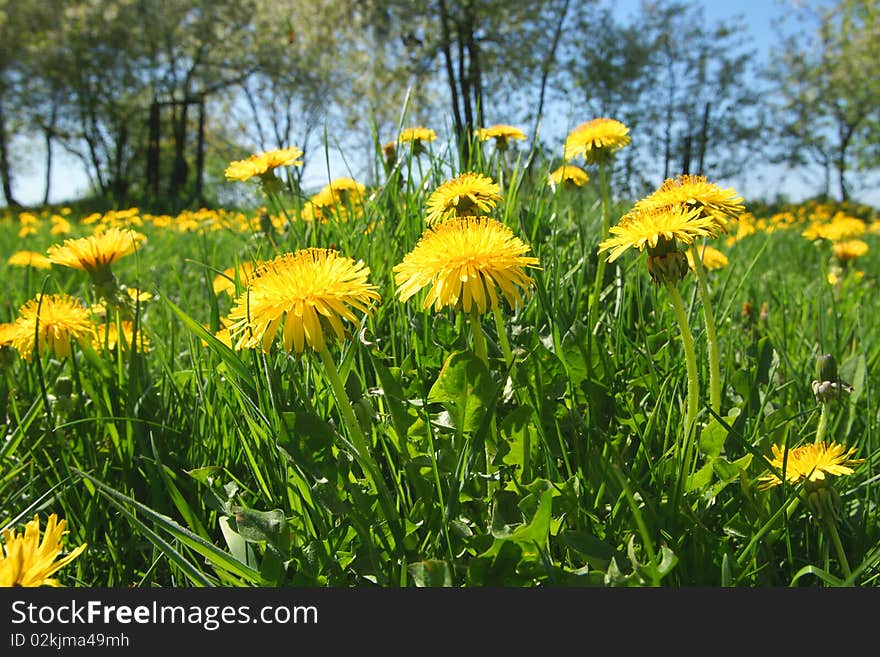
[398,127,437,145]
[564,118,630,164]
[227,248,380,354]
[213,261,260,297]
[306,177,367,223]
[11,294,97,361]
[95,320,150,353]
[831,239,869,262]
[394,217,540,314]
[426,172,503,225]
[686,244,729,271]
[757,442,864,491]
[476,124,527,149]
[0,513,87,587]
[548,165,590,189]
[802,215,866,242]
[634,174,744,235]
[7,250,53,270]
[224,147,304,183]
[46,227,146,276]
[599,206,719,264]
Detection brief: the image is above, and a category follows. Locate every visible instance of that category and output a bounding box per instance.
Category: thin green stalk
[470,307,489,368]
[317,347,402,551]
[587,162,611,334]
[816,402,829,444]
[469,308,498,485]
[691,244,721,415]
[823,516,852,581]
[665,283,700,475]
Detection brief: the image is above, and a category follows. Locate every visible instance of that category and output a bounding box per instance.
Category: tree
[769,0,880,202]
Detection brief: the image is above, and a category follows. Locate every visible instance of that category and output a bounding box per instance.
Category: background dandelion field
[1,130,879,588]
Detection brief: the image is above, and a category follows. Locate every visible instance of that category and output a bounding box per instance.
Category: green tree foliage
[769,0,880,201]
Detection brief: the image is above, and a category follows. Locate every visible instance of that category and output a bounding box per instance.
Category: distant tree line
[0,0,877,209]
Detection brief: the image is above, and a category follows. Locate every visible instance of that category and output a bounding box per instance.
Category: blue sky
[13,0,875,207]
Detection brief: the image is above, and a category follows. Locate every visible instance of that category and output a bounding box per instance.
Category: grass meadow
[2,130,879,588]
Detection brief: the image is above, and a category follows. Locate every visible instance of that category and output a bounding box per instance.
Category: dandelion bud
[759,302,768,323]
[646,247,689,285]
[804,479,841,525]
[816,353,838,383]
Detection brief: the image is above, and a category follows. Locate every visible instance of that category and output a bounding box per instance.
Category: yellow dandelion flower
[125,287,154,304]
[0,322,24,347]
[476,124,527,149]
[564,118,630,164]
[95,320,150,352]
[0,513,87,587]
[46,227,146,275]
[212,261,260,296]
[598,206,718,263]
[548,165,589,188]
[634,174,744,234]
[803,216,866,242]
[686,244,729,271]
[398,127,437,145]
[224,147,304,183]
[307,177,367,222]
[227,248,380,354]
[426,172,503,225]
[49,216,72,235]
[394,217,540,314]
[10,294,96,361]
[7,250,53,270]
[832,239,869,262]
[757,442,864,491]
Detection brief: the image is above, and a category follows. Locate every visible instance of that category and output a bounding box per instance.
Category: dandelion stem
[823,516,852,582]
[691,244,722,415]
[816,402,830,444]
[470,308,489,368]
[666,282,700,473]
[587,162,611,335]
[318,347,402,548]
[492,306,514,372]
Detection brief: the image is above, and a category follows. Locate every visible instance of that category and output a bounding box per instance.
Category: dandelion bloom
[599,206,721,285]
[10,294,96,361]
[634,174,744,235]
[307,177,367,222]
[802,215,866,242]
[95,320,150,352]
[426,173,503,225]
[213,261,260,296]
[46,227,146,276]
[0,513,87,587]
[394,217,540,314]
[757,442,864,491]
[686,245,729,271]
[564,118,630,164]
[0,322,23,347]
[7,250,53,270]
[548,165,589,188]
[599,206,719,264]
[398,127,437,145]
[832,239,869,262]
[224,147,304,183]
[476,124,527,149]
[227,248,380,354]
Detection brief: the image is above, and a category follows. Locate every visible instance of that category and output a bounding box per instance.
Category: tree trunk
[0,102,20,208]
[532,0,571,143]
[195,96,206,206]
[42,128,53,206]
[696,102,710,176]
[169,100,190,197]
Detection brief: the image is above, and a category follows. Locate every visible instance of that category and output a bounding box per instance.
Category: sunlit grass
[1,140,878,588]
